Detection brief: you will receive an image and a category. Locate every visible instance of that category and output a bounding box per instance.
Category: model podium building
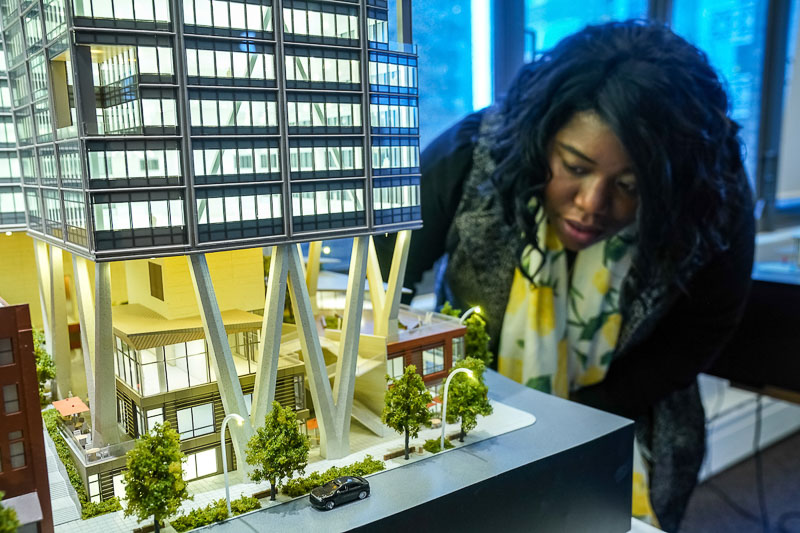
[0,0,470,507]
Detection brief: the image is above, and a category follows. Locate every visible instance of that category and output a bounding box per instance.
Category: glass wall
[672,0,769,185]
[114,335,259,396]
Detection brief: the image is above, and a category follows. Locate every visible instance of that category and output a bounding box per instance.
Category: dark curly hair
[490,20,751,288]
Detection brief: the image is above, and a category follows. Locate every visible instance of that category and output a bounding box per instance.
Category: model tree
[0,492,20,533]
[382,364,433,460]
[443,357,493,442]
[33,329,55,406]
[123,421,190,533]
[246,401,310,501]
[440,302,494,366]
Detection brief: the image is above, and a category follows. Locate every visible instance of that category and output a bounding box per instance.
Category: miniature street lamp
[459,306,481,324]
[221,413,245,517]
[441,368,474,450]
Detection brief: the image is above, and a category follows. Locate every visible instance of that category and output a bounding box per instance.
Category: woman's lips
[562,218,603,246]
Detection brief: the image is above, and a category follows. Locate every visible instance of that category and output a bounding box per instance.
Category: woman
[390,20,755,530]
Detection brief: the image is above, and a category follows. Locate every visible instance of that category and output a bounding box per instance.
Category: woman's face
[544,111,639,251]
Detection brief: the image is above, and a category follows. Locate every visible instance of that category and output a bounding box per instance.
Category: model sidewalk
[54,400,534,533]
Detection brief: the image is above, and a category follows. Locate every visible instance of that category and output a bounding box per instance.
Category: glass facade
[0,1,421,258]
[114,334,260,396]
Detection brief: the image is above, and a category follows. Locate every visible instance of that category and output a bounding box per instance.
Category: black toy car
[309,475,370,510]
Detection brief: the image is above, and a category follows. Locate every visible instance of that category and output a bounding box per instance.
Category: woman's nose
[575,177,610,216]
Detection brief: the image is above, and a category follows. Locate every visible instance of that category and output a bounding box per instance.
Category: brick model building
[0,299,53,532]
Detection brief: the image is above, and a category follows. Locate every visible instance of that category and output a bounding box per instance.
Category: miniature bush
[382,365,433,460]
[42,409,89,502]
[281,455,385,498]
[444,357,493,442]
[246,402,309,501]
[124,422,190,533]
[81,497,122,519]
[0,491,20,533]
[33,330,56,406]
[170,496,261,532]
[422,438,454,454]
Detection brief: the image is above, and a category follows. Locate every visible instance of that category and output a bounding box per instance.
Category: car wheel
[325,501,335,510]
[358,491,367,500]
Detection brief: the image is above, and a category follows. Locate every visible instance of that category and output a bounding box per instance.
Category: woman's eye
[562,161,588,175]
[617,179,638,195]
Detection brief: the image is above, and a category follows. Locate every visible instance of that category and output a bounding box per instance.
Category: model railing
[57,418,135,465]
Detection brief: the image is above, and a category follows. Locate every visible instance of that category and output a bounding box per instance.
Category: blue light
[471,0,492,110]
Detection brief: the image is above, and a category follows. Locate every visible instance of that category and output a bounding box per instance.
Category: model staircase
[350,398,385,437]
[43,428,82,525]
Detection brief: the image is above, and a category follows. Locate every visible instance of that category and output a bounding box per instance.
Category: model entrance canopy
[53,397,90,417]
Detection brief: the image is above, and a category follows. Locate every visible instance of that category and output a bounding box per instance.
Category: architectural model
[0,0,473,517]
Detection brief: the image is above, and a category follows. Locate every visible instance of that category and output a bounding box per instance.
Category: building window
[367,9,388,45]
[0,153,20,184]
[87,473,101,503]
[287,93,362,134]
[44,0,67,40]
[3,385,19,414]
[422,345,444,375]
[195,185,283,243]
[39,146,58,186]
[183,448,218,481]
[43,188,63,238]
[9,438,25,469]
[192,139,280,185]
[72,0,171,25]
[284,46,360,89]
[185,39,276,87]
[0,187,25,226]
[87,140,182,188]
[387,356,403,380]
[149,262,164,301]
[25,189,42,231]
[0,338,12,365]
[291,181,365,232]
[184,0,273,37]
[288,139,363,179]
[371,138,420,175]
[177,403,214,440]
[92,190,186,250]
[63,191,88,247]
[452,336,464,362]
[146,407,164,432]
[368,52,418,94]
[58,143,82,188]
[189,90,278,135]
[283,2,359,44]
[370,95,419,134]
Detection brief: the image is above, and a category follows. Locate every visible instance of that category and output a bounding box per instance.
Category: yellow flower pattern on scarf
[496,206,657,524]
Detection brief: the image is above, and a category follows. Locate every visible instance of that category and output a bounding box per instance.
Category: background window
[177,403,214,440]
[0,338,12,365]
[3,384,19,413]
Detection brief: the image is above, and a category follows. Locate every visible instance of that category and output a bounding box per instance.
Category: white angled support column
[72,256,95,406]
[93,262,119,446]
[251,246,289,428]
[286,245,343,458]
[305,241,322,315]
[366,237,387,322]
[33,240,53,363]
[188,254,254,468]
[374,230,411,339]
[331,237,368,449]
[49,245,72,399]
